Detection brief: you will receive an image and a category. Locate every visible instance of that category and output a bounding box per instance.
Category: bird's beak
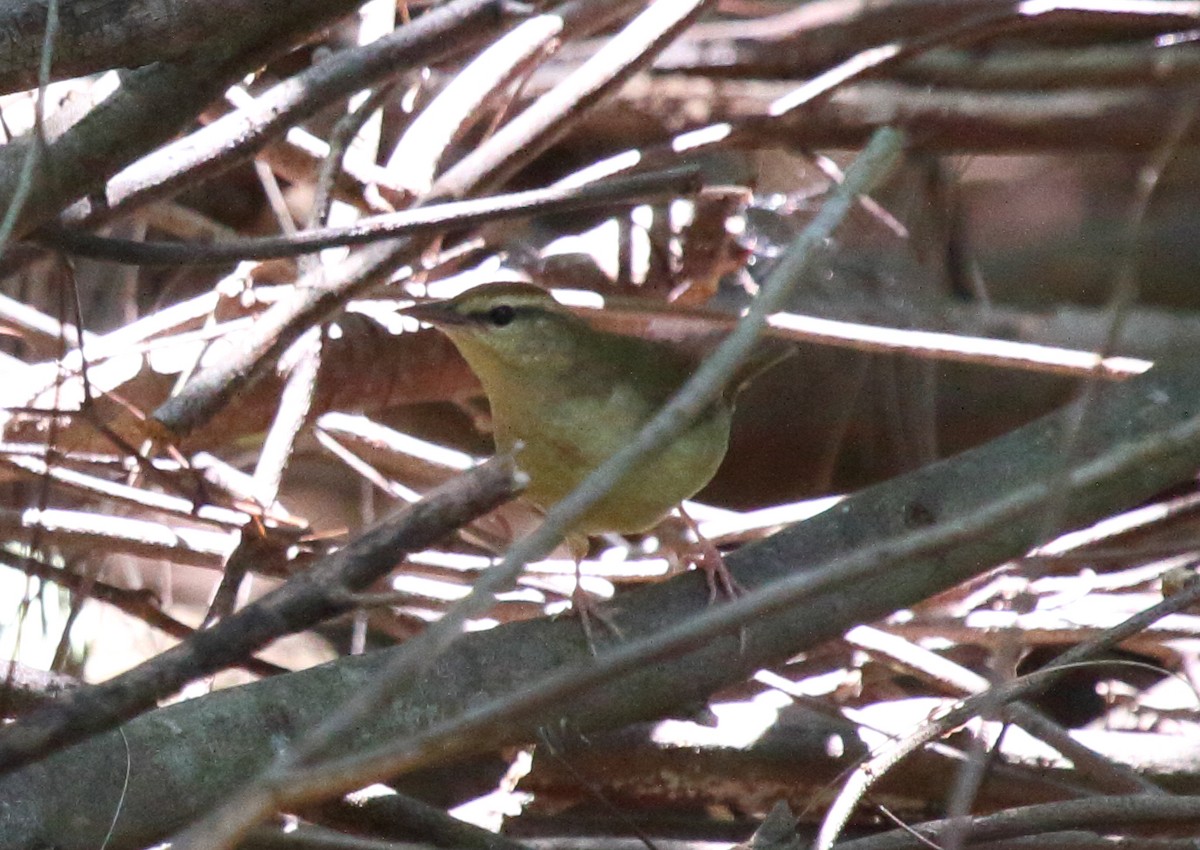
[398,300,469,327]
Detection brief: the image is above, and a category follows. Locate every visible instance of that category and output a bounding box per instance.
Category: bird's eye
[487,304,516,327]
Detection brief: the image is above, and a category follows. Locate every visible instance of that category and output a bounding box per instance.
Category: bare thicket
[3,1,1200,849]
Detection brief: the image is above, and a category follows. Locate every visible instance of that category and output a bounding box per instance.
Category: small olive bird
[402,282,785,635]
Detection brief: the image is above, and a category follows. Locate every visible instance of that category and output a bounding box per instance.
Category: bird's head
[400,282,588,376]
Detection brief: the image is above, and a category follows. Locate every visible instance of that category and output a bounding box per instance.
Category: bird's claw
[692,536,744,604]
[569,585,623,655]
[675,506,743,603]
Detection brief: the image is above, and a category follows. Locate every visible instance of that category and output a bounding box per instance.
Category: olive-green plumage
[403,282,769,544]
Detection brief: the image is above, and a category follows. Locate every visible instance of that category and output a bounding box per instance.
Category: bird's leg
[675,505,748,653]
[565,536,623,654]
[676,504,743,603]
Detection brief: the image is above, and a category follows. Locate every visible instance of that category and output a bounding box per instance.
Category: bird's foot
[691,535,744,604]
[673,506,747,653]
[674,505,743,603]
[568,584,623,655]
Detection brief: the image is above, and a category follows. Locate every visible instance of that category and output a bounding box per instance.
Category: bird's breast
[493,393,732,536]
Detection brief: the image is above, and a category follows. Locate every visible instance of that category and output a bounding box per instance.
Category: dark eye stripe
[464,303,529,327]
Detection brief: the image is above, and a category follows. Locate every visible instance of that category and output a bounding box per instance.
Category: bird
[401,281,785,640]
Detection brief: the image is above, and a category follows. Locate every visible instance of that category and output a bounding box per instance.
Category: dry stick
[765,311,1150,380]
[651,25,1200,88]
[258,130,399,216]
[576,77,1200,153]
[815,576,1200,850]
[0,440,291,540]
[0,454,523,775]
[0,291,96,353]
[784,290,1200,373]
[252,157,298,237]
[163,124,906,850]
[66,286,223,360]
[1002,702,1160,795]
[307,85,394,232]
[0,454,251,529]
[311,429,417,503]
[345,0,393,176]
[27,5,613,271]
[253,330,323,505]
[0,506,233,569]
[834,795,1200,850]
[894,39,1200,90]
[149,0,709,441]
[557,0,1200,155]
[384,11,567,198]
[39,165,702,264]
